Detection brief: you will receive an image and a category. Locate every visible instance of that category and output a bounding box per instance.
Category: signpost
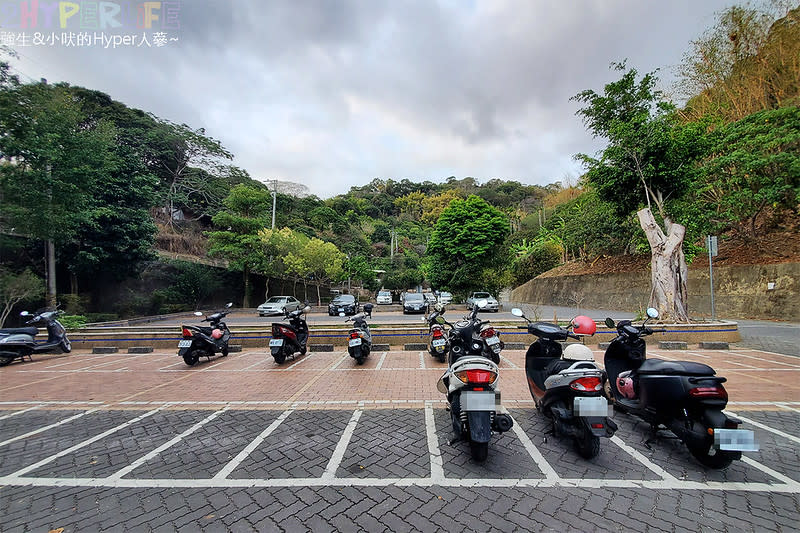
[707,235,718,319]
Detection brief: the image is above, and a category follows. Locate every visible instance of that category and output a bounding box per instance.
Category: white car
[437,291,453,305]
[376,290,392,304]
[258,296,302,317]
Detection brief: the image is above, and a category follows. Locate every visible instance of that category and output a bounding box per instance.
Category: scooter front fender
[467,411,492,444]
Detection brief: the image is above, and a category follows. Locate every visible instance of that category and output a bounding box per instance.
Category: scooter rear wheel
[470,440,489,462]
[183,351,200,366]
[688,441,738,469]
[575,424,600,459]
[356,356,366,365]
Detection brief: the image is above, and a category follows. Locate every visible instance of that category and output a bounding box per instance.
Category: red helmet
[617,371,636,399]
[211,328,223,339]
[572,315,596,336]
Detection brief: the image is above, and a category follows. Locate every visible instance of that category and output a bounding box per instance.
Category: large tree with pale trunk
[573,63,706,322]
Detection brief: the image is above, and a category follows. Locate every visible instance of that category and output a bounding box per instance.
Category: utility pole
[271,179,277,229]
[707,235,718,319]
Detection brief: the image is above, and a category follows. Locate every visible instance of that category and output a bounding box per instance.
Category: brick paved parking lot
[1,347,798,532]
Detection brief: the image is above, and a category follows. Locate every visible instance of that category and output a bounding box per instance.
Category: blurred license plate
[486,336,500,346]
[715,429,759,451]
[178,340,192,348]
[269,339,283,347]
[338,308,344,312]
[349,338,362,347]
[574,396,608,417]
[432,339,446,347]
[461,391,497,411]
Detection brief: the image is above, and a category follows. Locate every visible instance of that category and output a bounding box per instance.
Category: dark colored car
[328,294,359,316]
[402,293,428,314]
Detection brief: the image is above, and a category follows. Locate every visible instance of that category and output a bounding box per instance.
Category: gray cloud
[8,0,733,197]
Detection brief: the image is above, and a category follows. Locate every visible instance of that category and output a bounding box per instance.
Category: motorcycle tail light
[480,328,496,338]
[350,331,359,339]
[181,328,192,338]
[689,386,728,400]
[432,329,444,339]
[570,376,602,391]
[455,369,497,385]
[591,423,604,429]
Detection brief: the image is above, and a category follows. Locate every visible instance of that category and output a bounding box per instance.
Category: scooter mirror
[605,317,616,328]
[476,299,488,309]
[194,311,203,316]
[646,307,659,319]
[225,302,233,308]
[19,311,29,317]
[510,308,524,317]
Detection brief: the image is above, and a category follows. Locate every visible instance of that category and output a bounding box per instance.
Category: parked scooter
[344,303,374,365]
[603,307,757,468]
[445,299,504,365]
[0,309,71,366]
[436,298,514,462]
[270,302,312,364]
[178,303,233,366]
[511,308,616,458]
[425,304,449,363]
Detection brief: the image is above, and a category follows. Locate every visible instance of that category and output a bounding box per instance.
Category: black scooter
[445,299,503,365]
[178,303,233,366]
[344,303,373,365]
[604,307,757,469]
[511,309,616,459]
[270,303,312,364]
[425,304,449,363]
[0,309,71,366]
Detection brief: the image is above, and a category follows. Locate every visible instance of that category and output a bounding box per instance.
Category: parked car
[466,291,500,312]
[328,294,359,316]
[424,292,437,306]
[438,291,453,305]
[258,296,303,317]
[402,292,428,314]
[376,290,393,305]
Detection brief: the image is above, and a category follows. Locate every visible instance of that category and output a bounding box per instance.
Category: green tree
[573,64,704,321]
[301,238,345,305]
[259,227,310,298]
[0,268,44,327]
[207,185,272,307]
[0,82,117,306]
[695,106,800,238]
[426,195,510,296]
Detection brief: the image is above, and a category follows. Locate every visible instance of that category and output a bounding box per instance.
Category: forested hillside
[0,3,797,323]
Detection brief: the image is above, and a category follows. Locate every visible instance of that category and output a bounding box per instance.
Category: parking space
[1,347,799,530]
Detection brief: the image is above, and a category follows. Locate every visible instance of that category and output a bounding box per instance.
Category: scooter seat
[545,358,573,375]
[636,358,715,376]
[0,327,38,336]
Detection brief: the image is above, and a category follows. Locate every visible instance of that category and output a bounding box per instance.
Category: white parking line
[287,354,314,370]
[0,404,44,421]
[0,408,102,448]
[8,406,165,478]
[725,411,800,445]
[610,435,678,481]
[500,355,520,368]
[727,351,800,368]
[419,351,426,369]
[213,408,294,480]
[777,404,800,414]
[107,407,229,480]
[322,409,361,481]
[741,456,799,485]
[502,408,559,481]
[375,352,389,370]
[424,402,444,482]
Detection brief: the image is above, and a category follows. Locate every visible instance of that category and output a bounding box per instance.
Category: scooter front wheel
[221,346,229,357]
[60,339,72,353]
[0,355,14,366]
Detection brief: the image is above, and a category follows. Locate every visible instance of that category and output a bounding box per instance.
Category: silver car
[258,296,303,317]
[466,291,500,312]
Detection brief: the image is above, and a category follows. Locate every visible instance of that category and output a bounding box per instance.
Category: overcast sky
[4,0,735,198]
